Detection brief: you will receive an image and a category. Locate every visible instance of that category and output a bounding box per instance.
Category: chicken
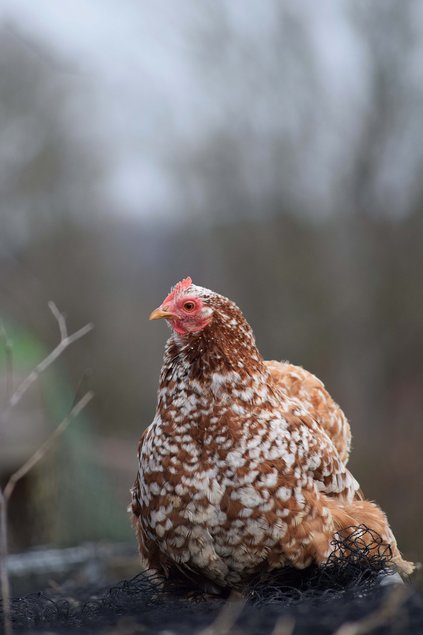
[130,277,413,589]
[265,360,351,464]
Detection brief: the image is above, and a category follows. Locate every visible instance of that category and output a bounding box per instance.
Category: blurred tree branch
[3,301,93,414]
[0,303,94,635]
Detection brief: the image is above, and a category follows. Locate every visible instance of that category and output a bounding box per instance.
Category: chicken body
[265,361,352,464]
[131,280,413,588]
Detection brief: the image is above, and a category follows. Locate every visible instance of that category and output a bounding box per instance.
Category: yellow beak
[149,308,178,321]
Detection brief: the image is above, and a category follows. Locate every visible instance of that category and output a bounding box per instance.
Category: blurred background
[0,0,422,579]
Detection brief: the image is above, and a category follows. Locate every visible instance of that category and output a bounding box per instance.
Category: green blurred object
[0,319,131,551]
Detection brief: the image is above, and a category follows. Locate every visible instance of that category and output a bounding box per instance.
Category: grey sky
[1,1,422,220]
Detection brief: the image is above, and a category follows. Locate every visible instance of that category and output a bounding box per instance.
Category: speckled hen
[130,277,413,588]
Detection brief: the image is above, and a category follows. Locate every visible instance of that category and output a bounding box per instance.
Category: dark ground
[2,527,423,635]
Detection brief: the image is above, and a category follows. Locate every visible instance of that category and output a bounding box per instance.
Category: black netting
[1,526,422,635]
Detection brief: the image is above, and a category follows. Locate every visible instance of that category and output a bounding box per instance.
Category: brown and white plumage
[265,361,351,464]
[131,278,413,589]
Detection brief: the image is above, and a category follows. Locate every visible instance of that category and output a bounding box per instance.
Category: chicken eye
[183,301,196,312]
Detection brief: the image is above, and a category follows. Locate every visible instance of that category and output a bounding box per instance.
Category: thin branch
[196,592,245,635]
[3,391,94,502]
[271,617,295,635]
[48,301,67,341]
[0,491,11,635]
[0,390,93,635]
[0,303,94,635]
[0,325,15,634]
[4,304,93,412]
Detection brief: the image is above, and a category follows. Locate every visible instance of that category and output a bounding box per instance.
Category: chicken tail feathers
[328,498,415,576]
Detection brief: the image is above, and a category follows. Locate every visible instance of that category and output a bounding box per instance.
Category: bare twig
[196,592,245,635]
[332,584,409,635]
[5,302,93,412]
[3,391,93,502]
[271,617,295,635]
[0,490,11,635]
[0,303,94,635]
[0,391,93,635]
[48,301,67,341]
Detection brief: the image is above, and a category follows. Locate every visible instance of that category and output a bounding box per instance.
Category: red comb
[163,277,192,305]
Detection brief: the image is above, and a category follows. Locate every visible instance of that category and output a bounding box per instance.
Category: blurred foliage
[0,323,131,550]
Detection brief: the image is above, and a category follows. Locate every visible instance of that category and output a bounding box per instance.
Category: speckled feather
[265,361,352,465]
[131,282,413,588]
